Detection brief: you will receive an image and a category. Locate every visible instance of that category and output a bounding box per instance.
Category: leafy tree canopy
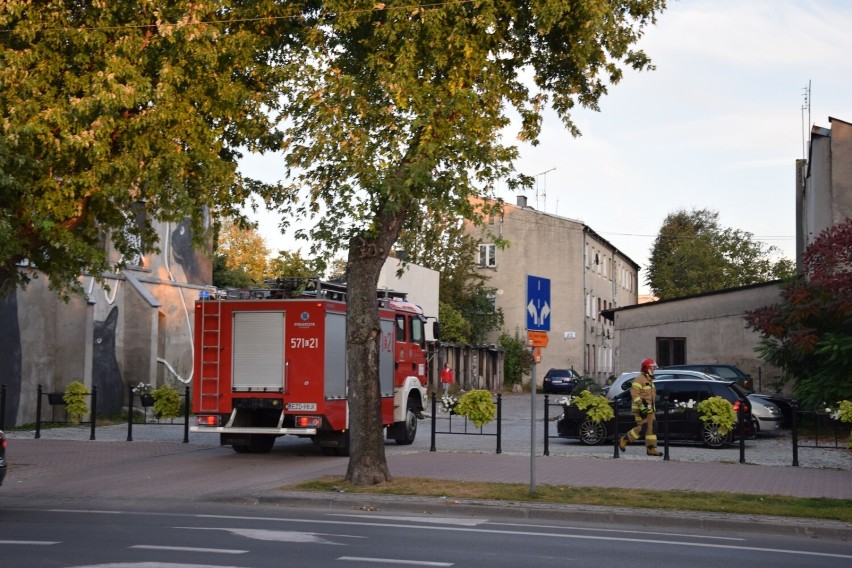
[647,209,795,299]
[267,249,320,281]
[261,0,666,485]
[397,209,503,345]
[437,301,473,344]
[746,218,852,408]
[0,1,286,298]
[215,219,269,284]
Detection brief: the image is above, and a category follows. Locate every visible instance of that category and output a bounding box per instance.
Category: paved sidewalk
[6,424,852,500]
[5,424,852,539]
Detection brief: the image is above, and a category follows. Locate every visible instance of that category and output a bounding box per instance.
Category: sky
[239,0,852,294]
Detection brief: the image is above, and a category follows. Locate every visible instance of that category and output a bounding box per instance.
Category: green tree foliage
[746,218,852,408]
[264,1,665,485]
[438,301,472,344]
[215,219,269,284]
[459,289,504,345]
[0,1,286,298]
[648,209,795,299]
[212,254,255,289]
[398,212,502,344]
[500,329,532,388]
[267,250,319,281]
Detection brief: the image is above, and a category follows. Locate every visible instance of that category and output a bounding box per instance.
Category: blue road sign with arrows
[526,275,551,331]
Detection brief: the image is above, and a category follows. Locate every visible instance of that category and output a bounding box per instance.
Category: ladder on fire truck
[198,288,223,413]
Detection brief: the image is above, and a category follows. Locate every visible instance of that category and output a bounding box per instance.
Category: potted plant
[132,383,155,407]
[559,390,614,423]
[824,400,852,448]
[696,396,736,435]
[454,390,497,428]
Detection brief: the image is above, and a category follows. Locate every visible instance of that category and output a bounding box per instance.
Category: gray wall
[611,282,788,393]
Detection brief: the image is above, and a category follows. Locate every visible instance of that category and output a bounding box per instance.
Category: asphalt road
[3,500,852,568]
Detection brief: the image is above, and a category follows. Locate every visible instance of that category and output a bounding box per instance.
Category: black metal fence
[543,394,850,467]
[0,384,189,444]
[429,392,503,454]
[126,384,191,443]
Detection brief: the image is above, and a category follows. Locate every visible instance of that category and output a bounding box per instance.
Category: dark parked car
[662,364,753,389]
[543,368,581,394]
[661,364,798,427]
[0,430,6,486]
[557,379,754,448]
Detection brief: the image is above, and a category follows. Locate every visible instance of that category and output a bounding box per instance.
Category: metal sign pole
[530,349,536,494]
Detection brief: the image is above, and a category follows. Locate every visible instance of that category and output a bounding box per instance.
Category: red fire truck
[190,280,430,455]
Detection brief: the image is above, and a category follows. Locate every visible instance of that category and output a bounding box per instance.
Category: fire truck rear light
[296,416,321,428]
[196,415,219,427]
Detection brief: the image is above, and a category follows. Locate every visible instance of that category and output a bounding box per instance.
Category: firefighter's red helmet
[641,358,657,373]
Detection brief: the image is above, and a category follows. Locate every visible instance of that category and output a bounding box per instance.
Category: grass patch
[290,476,852,523]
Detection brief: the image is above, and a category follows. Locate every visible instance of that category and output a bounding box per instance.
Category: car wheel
[578,418,607,445]
[702,422,733,448]
[751,417,760,435]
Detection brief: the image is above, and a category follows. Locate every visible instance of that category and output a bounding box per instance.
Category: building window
[656,338,686,367]
[478,243,496,267]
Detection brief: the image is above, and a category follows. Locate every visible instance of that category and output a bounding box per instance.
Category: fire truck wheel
[393,407,418,445]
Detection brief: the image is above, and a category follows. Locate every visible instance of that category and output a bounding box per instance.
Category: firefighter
[618,358,663,457]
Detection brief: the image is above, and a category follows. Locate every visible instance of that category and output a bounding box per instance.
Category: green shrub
[696,396,736,435]
[455,390,496,428]
[152,384,181,419]
[63,381,89,424]
[568,390,614,423]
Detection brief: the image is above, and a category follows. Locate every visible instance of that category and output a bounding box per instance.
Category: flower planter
[47,392,66,406]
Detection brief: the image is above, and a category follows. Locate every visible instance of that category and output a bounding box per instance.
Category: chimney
[516,195,527,208]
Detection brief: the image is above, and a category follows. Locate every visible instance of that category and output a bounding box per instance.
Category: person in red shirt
[440,362,454,396]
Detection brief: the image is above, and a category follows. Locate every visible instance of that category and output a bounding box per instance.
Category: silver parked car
[748,396,783,433]
[605,369,723,398]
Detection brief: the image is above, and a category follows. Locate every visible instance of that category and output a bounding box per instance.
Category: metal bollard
[430,392,437,452]
[89,385,98,441]
[738,398,745,464]
[543,394,549,456]
[663,395,670,461]
[183,386,191,443]
[612,398,620,459]
[496,393,502,454]
[35,384,43,439]
[127,384,135,441]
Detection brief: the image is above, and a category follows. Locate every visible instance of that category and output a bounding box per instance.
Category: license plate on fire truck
[287,402,317,411]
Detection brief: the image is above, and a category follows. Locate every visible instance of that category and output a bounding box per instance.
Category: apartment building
[467,196,639,386]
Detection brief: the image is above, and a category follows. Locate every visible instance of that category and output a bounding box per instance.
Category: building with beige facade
[797,116,852,270]
[467,196,639,386]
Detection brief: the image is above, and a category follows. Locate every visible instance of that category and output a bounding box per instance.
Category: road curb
[230,491,852,541]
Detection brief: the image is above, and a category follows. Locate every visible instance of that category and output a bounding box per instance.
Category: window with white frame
[478,243,497,267]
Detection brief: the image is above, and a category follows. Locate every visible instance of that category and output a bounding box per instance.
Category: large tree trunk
[344,208,408,485]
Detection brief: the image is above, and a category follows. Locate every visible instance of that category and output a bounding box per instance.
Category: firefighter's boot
[646,446,662,457]
[618,436,628,452]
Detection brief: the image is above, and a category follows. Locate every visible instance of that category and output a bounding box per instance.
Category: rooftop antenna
[534,167,555,211]
[801,80,811,160]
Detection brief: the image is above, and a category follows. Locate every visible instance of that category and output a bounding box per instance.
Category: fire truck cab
[191,280,430,455]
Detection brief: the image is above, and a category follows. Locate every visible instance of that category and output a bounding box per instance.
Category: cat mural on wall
[170,217,212,286]
[93,306,123,414]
